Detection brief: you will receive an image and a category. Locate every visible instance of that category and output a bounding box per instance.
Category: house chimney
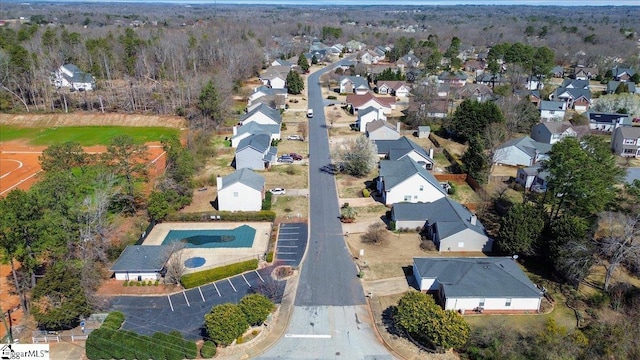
[429,148,434,159]
[470,214,477,226]
[232,126,238,136]
[216,176,223,190]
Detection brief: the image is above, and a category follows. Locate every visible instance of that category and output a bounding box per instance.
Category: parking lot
[109,267,285,339]
[275,222,308,267]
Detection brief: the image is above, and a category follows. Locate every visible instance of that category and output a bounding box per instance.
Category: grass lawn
[0,125,178,145]
[271,194,308,218]
[264,164,308,189]
[449,182,483,203]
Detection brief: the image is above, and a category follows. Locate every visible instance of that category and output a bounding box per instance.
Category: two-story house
[377,157,446,206]
[612,126,640,158]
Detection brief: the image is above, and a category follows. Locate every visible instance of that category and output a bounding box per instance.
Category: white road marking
[213,282,221,297]
[0,159,23,179]
[167,295,174,312]
[255,270,264,282]
[183,291,190,307]
[198,287,205,302]
[284,334,332,339]
[150,151,166,164]
[277,245,298,248]
[242,274,251,287]
[228,278,237,292]
[277,252,297,255]
[0,170,42,196]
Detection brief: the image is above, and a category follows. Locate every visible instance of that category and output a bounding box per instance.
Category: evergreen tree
[297,52,310,72]
[286,70,304,95]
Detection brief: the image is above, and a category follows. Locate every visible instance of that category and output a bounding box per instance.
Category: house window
[505,299,512,307]
[479,299,485,307]
[623,149,635,155]
[233,192,239,197]
[404,195,411,201]
[623,139,636,145]
[419,185,424,191]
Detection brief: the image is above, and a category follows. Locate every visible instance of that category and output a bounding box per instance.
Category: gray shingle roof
[539,101,565,111]
[374,136,433,162]
[342,76,370,90]
[393,197,487,239]
[221,168,265,192]
[233,122,280,138]
[497,136,552,159]
[237,133,271,153]
[61,64,94,84]
[379,157,445,195]
[366,119,396,133]
[413,257,543,298]
[240,103,282,124]
[110,245,172,272]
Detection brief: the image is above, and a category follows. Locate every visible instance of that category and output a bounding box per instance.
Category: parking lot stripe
[277,252,297,255]
[198,287,205,302]
[284,334,332,339]
[279,232,299,235]
[242,274,251,287]
[278,259,297,262]
[167,295,174,312]
[183,291,190,307]
[277,245,298,248]
[213,282,221,297]
[228,278,237,292]
[255,270,264,282]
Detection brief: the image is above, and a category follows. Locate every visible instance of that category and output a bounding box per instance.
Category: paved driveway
[108,267,285,340]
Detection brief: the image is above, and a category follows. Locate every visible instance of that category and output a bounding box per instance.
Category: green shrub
[181,259,259,289]
[142,280,147,286]
[101,311,125,330]
[262,192,272,210]
[154,279,159,286]
[448,182,457,195]
[362,188,371,197]
[123,280,129,287]
[136,281,141,286]
[327,95,337,100]
[285,166,297,175]
[389,220,396,231]
[200,340,217,358]
[236,336,244,344]
[266,251,274,263]
[239,294,275,326]
[165,210,276,222]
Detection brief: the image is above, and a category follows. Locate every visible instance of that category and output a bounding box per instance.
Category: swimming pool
[162,225,256,248]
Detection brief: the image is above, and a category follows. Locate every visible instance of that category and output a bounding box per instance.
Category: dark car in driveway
[278,155,294,163]
[289,153,303,161]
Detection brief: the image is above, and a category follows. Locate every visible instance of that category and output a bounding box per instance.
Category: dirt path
[0,113,186,128]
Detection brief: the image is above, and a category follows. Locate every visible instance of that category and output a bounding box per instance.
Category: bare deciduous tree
[361,223,389,245]
[596,212,640,291]
[297,122,308,140]
[164,242,187,285]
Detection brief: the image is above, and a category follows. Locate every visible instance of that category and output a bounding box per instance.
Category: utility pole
[0,302,12,343]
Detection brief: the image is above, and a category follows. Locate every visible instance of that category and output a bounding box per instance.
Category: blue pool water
[184,257,206,268]
[162,225,256,248]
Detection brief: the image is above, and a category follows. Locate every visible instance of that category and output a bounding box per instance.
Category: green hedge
[266,251,274,263]
[165,210,276,222]
[200,340,217,358]
[101,311,125,330]
[181,259,259,289]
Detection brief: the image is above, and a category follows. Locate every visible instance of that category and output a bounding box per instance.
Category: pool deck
[144,222,273,273]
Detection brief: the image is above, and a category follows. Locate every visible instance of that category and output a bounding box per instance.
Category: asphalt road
[294,61,367,307]
[259,60,394,359]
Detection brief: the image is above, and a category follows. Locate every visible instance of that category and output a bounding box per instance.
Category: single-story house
[572,66,598,80]
[51,64,96,91]
[271,59,293,68]
[586,111,632,132]
[515,164,549,191]
[455,83,494,102]
[235,133,277,170]
[396,54,421,70]
[356,106,387,132]
[606,81,637,95]
[377,157,446,206]
[392,198,492,252]
[217,168,265,211]
[366,120,401,140]
[493,136,552,167]
[612,126,640,158]
[247,86,288,106]
[539,101,567,122]
[530,121,586,145]
[340,76,370,94]
[612,66,636,82]
[437,71,467,87]
[259,71,287,89]
[110,245,172,281]
[231,122,281,148]
[413,257,544,313]
[374,136,435,170]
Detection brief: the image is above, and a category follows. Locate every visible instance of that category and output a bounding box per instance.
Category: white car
[270,188,286,195]
[287,135,303,141]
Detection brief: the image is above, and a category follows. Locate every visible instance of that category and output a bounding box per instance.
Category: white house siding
[115,271,160,281]
[241,113,279,126]
[438,228,492,252]
[219,182,261,211]
[516,169,535,188]
[394,219,426,230]
[574,104,588,113]
[356,100,391,114]
[358,112,379,132]
[235,149,266,170]
[493,147,532,167]
[540,110,565,122]
[231,133,251,148]
[384,174,446,205]
[444,297,541,312]
[270,77,286,89]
